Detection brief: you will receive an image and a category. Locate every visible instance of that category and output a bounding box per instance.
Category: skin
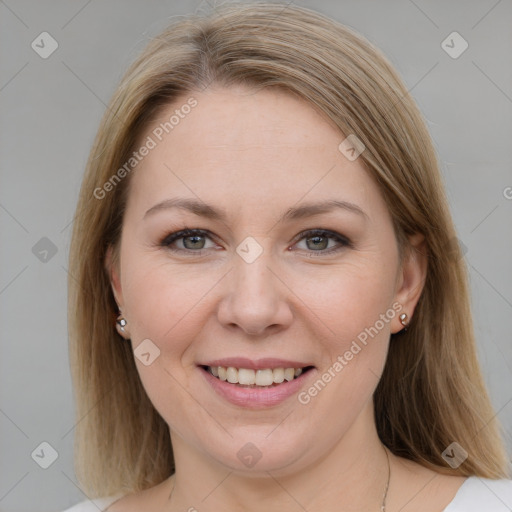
[106,85,466,511]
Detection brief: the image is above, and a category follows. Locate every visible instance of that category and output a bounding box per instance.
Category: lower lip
[199,367,315,409]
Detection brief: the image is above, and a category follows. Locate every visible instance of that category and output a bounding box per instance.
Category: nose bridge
[217,237,292,335]
[235,244,274,295]
[233,239,278,307]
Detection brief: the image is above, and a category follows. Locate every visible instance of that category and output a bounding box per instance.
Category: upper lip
[199,357,314,370]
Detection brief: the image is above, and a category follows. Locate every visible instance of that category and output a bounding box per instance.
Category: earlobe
[392,233,428,334]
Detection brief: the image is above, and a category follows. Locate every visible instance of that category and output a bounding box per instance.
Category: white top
[61,476,512,511]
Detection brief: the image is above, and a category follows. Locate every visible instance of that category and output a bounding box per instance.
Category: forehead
[125,86,386,222]
[144,86,341,162]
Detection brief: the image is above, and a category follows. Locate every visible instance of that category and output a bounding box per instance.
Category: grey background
[1,1,511,511]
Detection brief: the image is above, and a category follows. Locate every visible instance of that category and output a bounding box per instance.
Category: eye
[160,227,351,256]
[292,229,352,255]
[160,228,217,254]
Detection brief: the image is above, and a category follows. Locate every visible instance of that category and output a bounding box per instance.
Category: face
[107,85,425,476]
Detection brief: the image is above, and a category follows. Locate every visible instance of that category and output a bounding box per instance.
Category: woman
[63,3,512,511]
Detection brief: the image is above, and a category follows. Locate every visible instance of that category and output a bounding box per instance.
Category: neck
[165,402,391,512]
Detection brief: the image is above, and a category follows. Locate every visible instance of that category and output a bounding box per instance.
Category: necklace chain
[381,447,391,511]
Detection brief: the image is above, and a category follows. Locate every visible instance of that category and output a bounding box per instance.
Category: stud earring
[399,313,409,330]
[116,312,128,337]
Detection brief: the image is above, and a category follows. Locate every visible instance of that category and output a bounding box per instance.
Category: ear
[391,232,428,334]
[105,245,124,311]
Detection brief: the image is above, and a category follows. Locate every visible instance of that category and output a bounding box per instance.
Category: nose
[216,249,294,337]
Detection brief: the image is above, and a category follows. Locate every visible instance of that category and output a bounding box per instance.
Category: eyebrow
[143,197,369,223]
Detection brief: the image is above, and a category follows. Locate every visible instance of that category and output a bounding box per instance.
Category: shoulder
[444,476,512,511]
[60,494,125,512]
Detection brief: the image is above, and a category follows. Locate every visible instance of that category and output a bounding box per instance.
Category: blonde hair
[68,1,510,498]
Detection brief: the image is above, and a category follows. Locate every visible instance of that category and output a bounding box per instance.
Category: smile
[198,364,316,408]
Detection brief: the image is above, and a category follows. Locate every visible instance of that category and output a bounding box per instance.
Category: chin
[201,431,310,476]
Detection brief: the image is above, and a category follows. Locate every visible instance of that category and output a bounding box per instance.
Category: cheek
[296,264,394,431]
[120,248,225,369]
[296,256,397,414]
[299,256,397,344]
[119,257,207,428]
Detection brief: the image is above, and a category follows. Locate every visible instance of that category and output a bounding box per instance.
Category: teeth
[206,365,307,386]
[284,368,295,381]
[226,367,238,384]
[238,368,256,385]
[256,369,274,386]
[273,367,285,383]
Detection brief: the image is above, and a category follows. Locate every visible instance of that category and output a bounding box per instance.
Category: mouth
[199,364,315,388]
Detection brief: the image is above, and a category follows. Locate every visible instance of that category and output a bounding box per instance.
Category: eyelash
[159,227,352,257]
